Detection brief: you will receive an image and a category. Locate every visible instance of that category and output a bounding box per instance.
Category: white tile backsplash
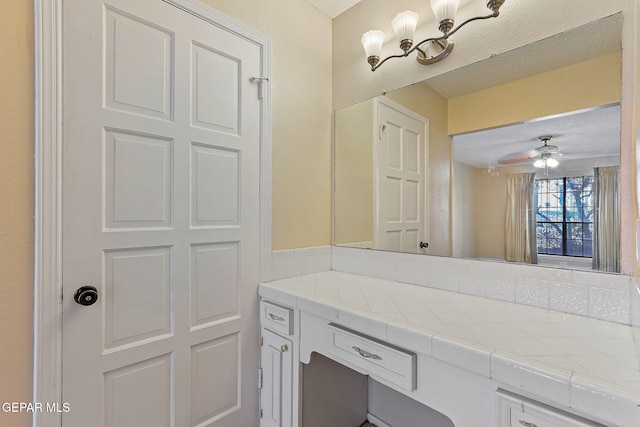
[270,246,633,324]
[270,245,332,280]
[549,283,589,316]
[332,246,633,325]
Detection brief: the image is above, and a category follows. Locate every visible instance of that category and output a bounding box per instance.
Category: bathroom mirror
[334,14,623,273]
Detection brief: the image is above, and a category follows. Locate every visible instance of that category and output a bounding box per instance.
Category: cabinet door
[261,329,293,427]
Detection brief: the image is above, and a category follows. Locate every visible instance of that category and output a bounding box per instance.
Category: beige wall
[334,99,375,245]
[202,0,333,250]
[448,53,621,135]
[0,2,34,427]
[452,162,477,258]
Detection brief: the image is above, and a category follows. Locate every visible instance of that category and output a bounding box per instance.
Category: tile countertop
[259,271,640,426]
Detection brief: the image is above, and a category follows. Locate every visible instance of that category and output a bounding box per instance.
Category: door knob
[74,285,98,306]
[420,242,429,249]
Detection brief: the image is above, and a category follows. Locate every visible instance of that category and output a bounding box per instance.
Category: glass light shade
[533,157,559,168]
[391,10,419,43]
[430,0,460,25]
[533,159,545,168]
[361,30,385,58]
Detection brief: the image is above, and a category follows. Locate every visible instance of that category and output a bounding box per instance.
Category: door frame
[33,1,272,425]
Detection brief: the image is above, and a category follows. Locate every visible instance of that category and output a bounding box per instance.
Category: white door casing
[375,98,429,254]
[34,0,272,426]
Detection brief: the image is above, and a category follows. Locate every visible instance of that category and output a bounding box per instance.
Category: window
[535,176,593,257]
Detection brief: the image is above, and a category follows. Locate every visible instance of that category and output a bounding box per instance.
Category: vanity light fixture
[362,0,506,71]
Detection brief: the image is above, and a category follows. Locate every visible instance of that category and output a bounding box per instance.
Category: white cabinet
[261,328,293,427]
[260,300,297,427]
[496,390,606,427]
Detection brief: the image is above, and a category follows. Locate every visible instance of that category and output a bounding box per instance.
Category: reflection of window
[535,176,593,257]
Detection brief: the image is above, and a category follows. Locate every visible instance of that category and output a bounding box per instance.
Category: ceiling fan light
[533,159,545,168]
[546,158,559,168]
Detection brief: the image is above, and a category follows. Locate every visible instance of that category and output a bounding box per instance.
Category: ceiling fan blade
[497,150,538,165]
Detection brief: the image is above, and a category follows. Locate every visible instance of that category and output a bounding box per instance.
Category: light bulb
[533,159,545,168]
[546,158,559,168]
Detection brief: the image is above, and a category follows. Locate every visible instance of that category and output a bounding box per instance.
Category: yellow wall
[334,99,375,245]
[452,161,478,258]
[0,2,34,427]
[202,0,333,250]
[448,53,621,135]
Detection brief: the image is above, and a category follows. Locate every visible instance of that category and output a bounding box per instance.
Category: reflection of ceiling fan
[498,136,562,168]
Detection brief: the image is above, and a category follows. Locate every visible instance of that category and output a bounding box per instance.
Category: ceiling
[306,0,362,18]
[424,13,622,98]
[453,104,621,169]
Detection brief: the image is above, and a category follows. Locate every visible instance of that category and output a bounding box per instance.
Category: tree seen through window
[535,176,593,257]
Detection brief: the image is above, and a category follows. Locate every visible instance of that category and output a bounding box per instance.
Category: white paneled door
[62,1,263,426]
[376,99,429,254]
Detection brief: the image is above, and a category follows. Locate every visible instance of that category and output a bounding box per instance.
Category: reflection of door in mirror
[334,97,429,254]
[376,99,429,253]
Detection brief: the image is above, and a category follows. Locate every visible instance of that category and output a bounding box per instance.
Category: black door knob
[74,285,98,306]
[420,242,429,249]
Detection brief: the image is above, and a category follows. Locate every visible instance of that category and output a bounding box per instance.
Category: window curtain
[505,173,537,263]
[592,166,620,272]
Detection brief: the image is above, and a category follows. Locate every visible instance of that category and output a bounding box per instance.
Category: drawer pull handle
[268,313,285,322]
[352,346,382,360]
[519,421,537,427]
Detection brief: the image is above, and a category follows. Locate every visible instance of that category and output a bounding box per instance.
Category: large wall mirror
[334,14,624,273]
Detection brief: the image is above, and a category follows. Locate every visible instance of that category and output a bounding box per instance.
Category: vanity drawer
[497,390,604,427]
[327,324,416,391]
[260,301,293,335]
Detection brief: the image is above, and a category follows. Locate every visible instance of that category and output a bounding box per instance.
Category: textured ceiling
[305,0,362,18]
[453,104,621,169]
[424,13,622,98]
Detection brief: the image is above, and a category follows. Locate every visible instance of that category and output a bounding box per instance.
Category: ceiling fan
[497,136,562,168]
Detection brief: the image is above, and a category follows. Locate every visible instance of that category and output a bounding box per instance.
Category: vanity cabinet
[259,301,298,427]
[259,272,640,427]
[260,328,293,427]
[496,390,606,427]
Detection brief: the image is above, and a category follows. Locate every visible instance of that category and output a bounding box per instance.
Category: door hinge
[258,367,263,390]
[260,408,263,418]
[260,335,263,347]
[379,124,386,140]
